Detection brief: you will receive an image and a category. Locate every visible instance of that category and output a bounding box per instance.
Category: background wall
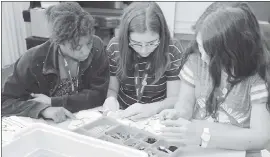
[2,2,30,67]
[248,2,270,22]
[174,2,213,34]
[156,2,176,37]
[2,2,269,67]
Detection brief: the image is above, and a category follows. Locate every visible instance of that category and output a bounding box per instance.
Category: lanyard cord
[58,48,80,93]
[133,53,151,102]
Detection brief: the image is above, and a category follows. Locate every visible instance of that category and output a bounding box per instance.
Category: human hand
[103,97,120,112]
[161,118,203,146]
[121,103,161,121]
[40,107,76,123]
[158,109,182,121]
[30,93,51,105]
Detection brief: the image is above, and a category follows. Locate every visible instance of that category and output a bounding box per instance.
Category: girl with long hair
[160,3,270,157]
[103,2,184,121]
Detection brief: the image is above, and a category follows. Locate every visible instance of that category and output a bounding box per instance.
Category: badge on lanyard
[134,54,151,103]
[142,80,147,86]
[58,48,80,93]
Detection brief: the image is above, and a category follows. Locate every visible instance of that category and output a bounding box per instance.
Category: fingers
[161,126,187,133]
[31,93,42,98]
[31,93,36,97]
[103,103,110,111]
[158,110,167,120]
[168,112,181,120]
[57,112,66,123]
[166,139,187,148]
[160,133,189,147]
[161,120,180,127]
[162,132,184,138]
[30,98,45,104]
[50,107,75,123]
[52,112,66,123]
[129,113,146,121]
[180,139,195,146]
[162,118,190,127]
[63,108,76,120]
[103,100,119,112]
[110,104,119,112]
[30,98,38,101]
[121,106,139,119]
[176,118,191,125]
[158,109,178,121]
[165,113,176,120]
[110,100,120,111]
[163,135,199,146]
[161,133,189,146]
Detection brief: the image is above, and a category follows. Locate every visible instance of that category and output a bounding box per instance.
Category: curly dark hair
[45,2,95,49]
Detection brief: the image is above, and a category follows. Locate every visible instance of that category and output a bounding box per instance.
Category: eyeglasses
[129,39,160,50]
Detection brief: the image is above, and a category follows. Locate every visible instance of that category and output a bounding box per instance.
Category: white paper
[2,116,31,144]
[106,111,165,135]
[68,110,102,130]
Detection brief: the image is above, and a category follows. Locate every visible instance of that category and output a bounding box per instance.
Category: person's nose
[141,45,147,53]
[81,45,90,55]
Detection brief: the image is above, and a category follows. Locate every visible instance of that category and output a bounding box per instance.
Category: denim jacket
[2,35,109,118]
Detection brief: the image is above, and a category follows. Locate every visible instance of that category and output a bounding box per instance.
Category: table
[1,107,247,157]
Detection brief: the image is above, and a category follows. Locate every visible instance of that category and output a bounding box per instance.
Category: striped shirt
[107,37,183,109]
[180,53,268,157]
[180,53,268,127]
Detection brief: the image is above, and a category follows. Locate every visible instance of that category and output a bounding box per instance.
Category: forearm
[2,78,50,119]
[150,96,178,113]
[52,63,109,110]
[199,121,270,150]
[107,88,118,98]
[52,87,108,113]
[106,76,120,99]
[174,99,194,120]
[2,97,50,119]
[173,81,196,120]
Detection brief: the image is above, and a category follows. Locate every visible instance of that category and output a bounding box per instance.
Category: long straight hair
[117,2,171,83]
[181,3,270,114]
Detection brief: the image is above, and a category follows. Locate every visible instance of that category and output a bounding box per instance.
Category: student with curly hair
[2,2,110,123]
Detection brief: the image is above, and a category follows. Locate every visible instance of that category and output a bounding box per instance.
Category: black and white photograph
[1,1,270,157]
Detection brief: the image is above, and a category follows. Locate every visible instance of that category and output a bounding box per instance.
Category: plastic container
[73,117,245,157]
[73,117,182,157]
[2,123,148,157]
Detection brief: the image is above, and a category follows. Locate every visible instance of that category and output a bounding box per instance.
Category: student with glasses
[2,2,110,123]
[103,2,184,121]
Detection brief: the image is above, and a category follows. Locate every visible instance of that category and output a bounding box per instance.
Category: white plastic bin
[2,123,148,157]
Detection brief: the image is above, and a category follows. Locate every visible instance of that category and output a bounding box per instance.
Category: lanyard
[133,54,151,102]
[58,48,79,93]
[211,83,233,122]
